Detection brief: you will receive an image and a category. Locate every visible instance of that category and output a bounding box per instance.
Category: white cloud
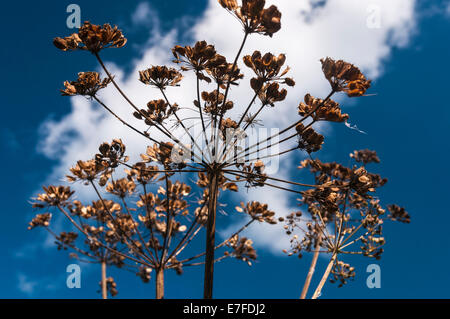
[219,161,295,255]
[37,0,417,254]
[131,2,158,28]
[17,273,38,296]
[16,269,85,297]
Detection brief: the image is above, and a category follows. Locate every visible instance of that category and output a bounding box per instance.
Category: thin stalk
[311,253,336,299]
[166,204,204,262]
[101,260,107,299]
[233,90,335,159]
[143,184,160,262]
[222,171,305,195]
[236,121,316,163]
[93,96,159,145]
[213,83,221,162]
[174,225,203,259]
[223,169,321,188]
[219,100,265,163]
[237,92,259,127]
[243,103,265,131]
[159,87,207,162]
[95,53,201,164]
[177,218,255,264]
[203,170,219,299]
[217,92,259,161]
[160,175,174,265]
[119,160,202,173]
[156,267,164,299]
[300,236,321,299]
[196,75,212,161]
[121,196,157,264]
[218,31,249,121]
[214,31,249,161]
[95,53,140,113]
[55,204,151,267]
[336,189,350,247]
[232,146,298,164]
[90,181,154,264]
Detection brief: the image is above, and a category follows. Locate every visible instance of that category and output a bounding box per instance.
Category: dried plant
[29,140,268,299]
[282,149,409,298]
[29,0,409,299]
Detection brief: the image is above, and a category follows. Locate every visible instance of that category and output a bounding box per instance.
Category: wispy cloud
[16,262,96,297]
[131,2,159,30]
[17,271,66,297]
[17,273,38,296]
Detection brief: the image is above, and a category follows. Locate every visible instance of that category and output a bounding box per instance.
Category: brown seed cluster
[282,151,410,286]
[61,72,111,97]
[32,186,74,208]
[298,94,349,123]
[283,218,323,258]
[137,267,152,283]
[320,57,371,97]
[235,160,267,188]
[296,123,324,154]
[236,201,276,224]
[242,51,294,107]
[244,51,294,85]
[350,149,380,164]
[196,172,239,192]
[300,158,387,196]
[67,159,111,186]
[173,41,243,87]
[225,235,257,265]
[208,57,243,87]
[387,204,410,223]
[172,41,217,74]
[218,0,282,37]
[54,22,127,53]
[28,213,52,229]
[330,261,355,288]
[201,90,234,115]
[257,82,287,106]
[105,277,118,297]
[219,118,241,140]
[139,66,183,89]
[133,99,177,125]
[142,143,175,168]
[95,139,127,169]
[55,232,78,250]
[125,163,160,185]
[106,178,136,198]
[79,200,121,224]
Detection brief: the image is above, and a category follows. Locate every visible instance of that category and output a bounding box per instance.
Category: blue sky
[1,0,449,299]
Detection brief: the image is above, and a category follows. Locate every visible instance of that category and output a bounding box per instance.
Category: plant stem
[101,260,107,299]
[233,90,335,159]
[300,237,321,299]
[203,170,219,299]
[311,253,336,299]
[156,268,165,299]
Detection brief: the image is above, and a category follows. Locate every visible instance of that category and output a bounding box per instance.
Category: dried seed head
[219,0,282,37]
[28,213,52,230]
[320,57,371,97]
[139,66,183,89]
[298,94,348,123]
[350,149,380,164]
[54,22,126,53]
[61,72,111,97]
